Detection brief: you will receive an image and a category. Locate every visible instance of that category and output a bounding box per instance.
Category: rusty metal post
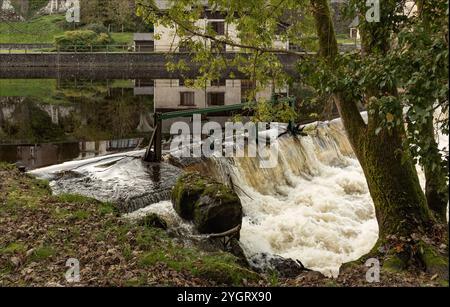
[143,112,162,162]
[154,112,162,162]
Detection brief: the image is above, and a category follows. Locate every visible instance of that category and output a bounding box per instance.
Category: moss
[139,248,260,286]
[0,242,27,255]
[171,172,209,220]
[200,183,240,204]
[71,210,90,220]
[98,202,118,216]
[31,246,55,261]
[418,242,449,278]
[193,182,242,234]
[57,194,99,204]
[382,255,407,273]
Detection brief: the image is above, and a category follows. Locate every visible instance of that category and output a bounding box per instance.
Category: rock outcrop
[172,172,243,234]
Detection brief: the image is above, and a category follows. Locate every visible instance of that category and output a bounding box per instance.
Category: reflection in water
[0,78,155,168]
[0,77,287,168]
[0,139,143,170]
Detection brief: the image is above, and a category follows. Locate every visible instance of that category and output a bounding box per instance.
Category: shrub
[54,30,112,51]
[83,23,109,34]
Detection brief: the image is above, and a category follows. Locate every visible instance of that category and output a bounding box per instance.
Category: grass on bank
[0,162,262,286]
[0,79,57,97]
[0,15,133,45]
[336,33,360,45]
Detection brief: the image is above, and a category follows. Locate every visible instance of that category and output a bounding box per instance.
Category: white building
[349,1,418,40]
[152,79,287,112]
[152,0,289,53]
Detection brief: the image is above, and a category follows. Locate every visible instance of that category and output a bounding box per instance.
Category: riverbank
[0,163,263,286]
[0,163,446,287]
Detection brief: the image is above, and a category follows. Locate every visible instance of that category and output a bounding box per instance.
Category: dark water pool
[0,78,154,169]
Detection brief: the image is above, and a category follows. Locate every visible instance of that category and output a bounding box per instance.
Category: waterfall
[204,118,379,277]
[127,117,379,277]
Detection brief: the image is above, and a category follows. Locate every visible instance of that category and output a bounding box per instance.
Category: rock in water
[171,172,243,234]
[172,172,208,220]
[193,183,243,234]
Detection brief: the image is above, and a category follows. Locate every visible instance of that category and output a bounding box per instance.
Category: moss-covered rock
[171,172,209,220]
[172,172,243,234]
[418,241,449,280]
[193,183,243,234]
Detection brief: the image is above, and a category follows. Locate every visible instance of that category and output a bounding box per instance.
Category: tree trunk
[423,117,448,222]
[416,0,449,223]
[309,0,446,275]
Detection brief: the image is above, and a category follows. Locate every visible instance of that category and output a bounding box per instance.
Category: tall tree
[403,0,449,222]
[308,0,447,276]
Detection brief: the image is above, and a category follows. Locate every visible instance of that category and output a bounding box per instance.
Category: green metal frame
[144,96,296,162]
[158,102,255,120]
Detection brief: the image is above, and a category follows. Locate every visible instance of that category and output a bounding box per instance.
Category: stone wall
[0,52,302,69]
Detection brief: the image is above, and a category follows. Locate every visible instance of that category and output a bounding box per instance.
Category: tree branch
[136,1,309,58]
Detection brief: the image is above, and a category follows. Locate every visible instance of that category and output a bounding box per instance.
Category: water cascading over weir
[30,116,381,277]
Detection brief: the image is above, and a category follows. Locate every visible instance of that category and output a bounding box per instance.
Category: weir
[143,97,296,162]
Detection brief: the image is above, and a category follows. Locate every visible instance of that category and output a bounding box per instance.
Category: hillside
[0,14,133,44]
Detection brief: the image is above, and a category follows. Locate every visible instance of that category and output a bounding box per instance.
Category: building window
[211,79,226,87]
[208,92,225,106]
[136,79,154,87]
[180,92,195,106]
[134,41,154,52]
[208,21,225,35]
[350,28,359,39]
[288,43,303,52]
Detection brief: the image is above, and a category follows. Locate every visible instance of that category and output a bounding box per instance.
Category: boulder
[248,253,315,278]
[193,183,243,234]
[171,172,243,234]
[171,172,208,220]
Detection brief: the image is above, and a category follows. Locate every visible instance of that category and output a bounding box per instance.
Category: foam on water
[220,121,378,277]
